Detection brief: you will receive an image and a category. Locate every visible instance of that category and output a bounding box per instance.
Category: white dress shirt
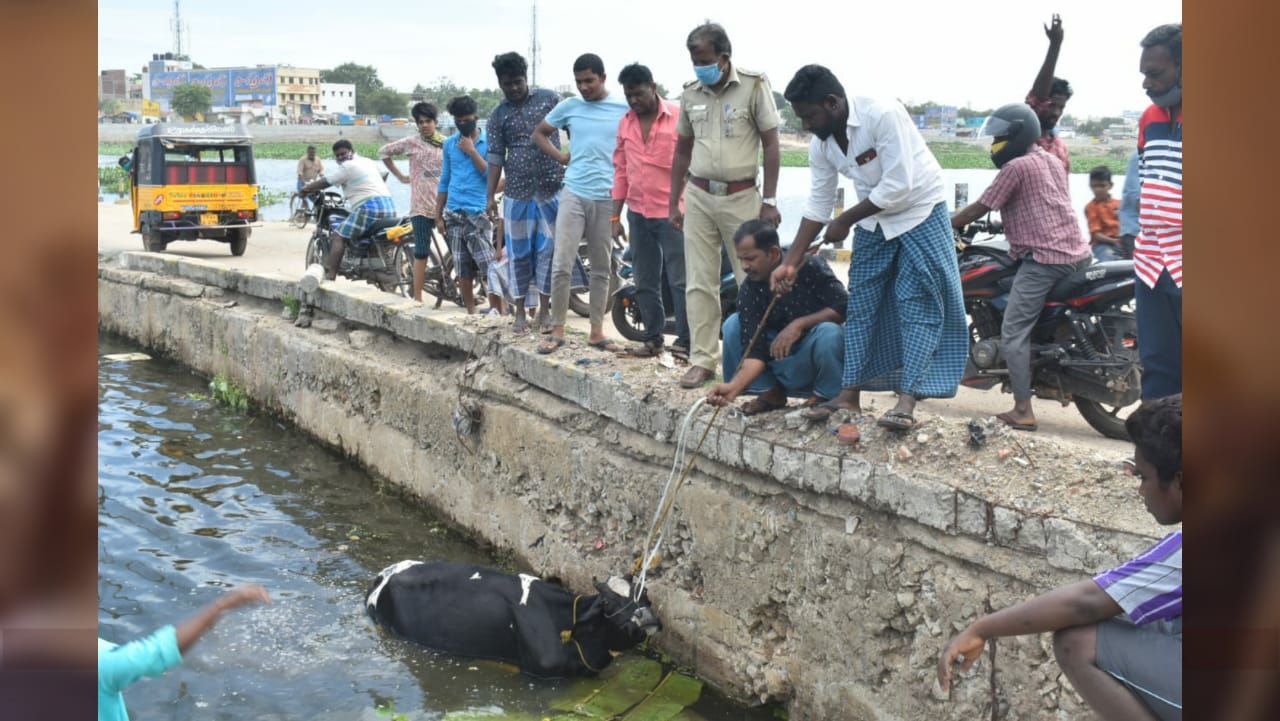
[801,96,947,239]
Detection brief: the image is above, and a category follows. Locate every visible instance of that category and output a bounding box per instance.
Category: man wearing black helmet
[951,103,1092,432]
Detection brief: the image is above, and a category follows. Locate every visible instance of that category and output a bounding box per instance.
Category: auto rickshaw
[128,123,260,255]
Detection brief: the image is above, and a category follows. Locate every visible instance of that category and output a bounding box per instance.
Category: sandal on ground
[740,396,787,416]
[587,338,624,353]
[669,344,690,361]
[876,409,918,431]
[996,412,1038,432]
[536,336,566,355]
[802,399,859,421]
[511,319,531,336]
[624,340,664,358]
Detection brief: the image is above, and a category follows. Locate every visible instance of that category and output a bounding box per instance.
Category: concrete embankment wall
[98,253,1157,721]
[97,124,413,145]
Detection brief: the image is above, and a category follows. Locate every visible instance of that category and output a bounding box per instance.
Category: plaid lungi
[334,196,397,241]
[841,202,967,398]
[503,196,587,305]
[443,208,494,280]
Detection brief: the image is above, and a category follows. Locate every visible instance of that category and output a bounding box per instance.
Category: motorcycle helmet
[985,103,1041,169]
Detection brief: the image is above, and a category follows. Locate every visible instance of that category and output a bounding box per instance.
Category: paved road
[98,201,1131,454]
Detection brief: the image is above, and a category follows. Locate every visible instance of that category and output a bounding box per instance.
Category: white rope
[633,397,707,601]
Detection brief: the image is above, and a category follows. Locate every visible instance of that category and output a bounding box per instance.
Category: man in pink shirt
[611,63,689,358]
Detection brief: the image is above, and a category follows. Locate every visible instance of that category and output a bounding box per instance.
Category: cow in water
[365,560,662,678]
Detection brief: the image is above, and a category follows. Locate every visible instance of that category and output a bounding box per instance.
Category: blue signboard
[150,67,277,110]
[229,68,277,105]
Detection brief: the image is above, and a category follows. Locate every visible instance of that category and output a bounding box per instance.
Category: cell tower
[529,1,541,87]
[171,0,189,58]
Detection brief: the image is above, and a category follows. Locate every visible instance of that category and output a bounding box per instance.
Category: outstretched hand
[219,584,272,611]
[937,625,986,694]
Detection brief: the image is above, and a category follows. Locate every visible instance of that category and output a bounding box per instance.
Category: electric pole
[529,2,541,87]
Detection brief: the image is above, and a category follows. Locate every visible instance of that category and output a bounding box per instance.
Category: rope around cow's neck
[632,291,784,602]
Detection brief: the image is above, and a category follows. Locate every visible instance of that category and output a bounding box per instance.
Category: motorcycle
[956,218,1141,440]
[302,190,415,297]
[611,243,739,343]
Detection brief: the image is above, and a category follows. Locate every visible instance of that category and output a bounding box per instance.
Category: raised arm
[1031,14,1065,100]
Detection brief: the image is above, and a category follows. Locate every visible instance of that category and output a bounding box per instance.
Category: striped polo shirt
[1136,104,1183,289]
[1093,530,1182,634]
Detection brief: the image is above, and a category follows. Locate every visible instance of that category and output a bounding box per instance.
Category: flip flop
[802,399,859,421]
[536,336,566,355]
[587,338,624,353]
[996,412,1038,432]
[624,341,664,358]
[740,396,787,416]
[511,319,531,336]
[876,409,918,431]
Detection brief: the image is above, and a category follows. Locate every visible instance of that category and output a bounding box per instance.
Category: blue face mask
[693,62,722,86]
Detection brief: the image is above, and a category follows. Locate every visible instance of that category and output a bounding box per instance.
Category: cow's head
[575,575,662,652]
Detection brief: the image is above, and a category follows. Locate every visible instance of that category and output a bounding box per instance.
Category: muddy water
[97,333,773,720]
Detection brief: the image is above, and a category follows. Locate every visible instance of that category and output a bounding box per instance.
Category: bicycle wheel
[289,195,309,229]
[422,247,455,309]
[387,243,414,298]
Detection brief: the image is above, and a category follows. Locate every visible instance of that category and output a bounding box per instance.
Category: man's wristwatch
[761,197,777,207]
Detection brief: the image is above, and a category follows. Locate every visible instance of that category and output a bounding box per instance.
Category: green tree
[321,63,385,114]
[366,88,409,117]
[98,98,122,115]
[1076,116,1125,139]
[171,83,212,120]
[772,90,800,133]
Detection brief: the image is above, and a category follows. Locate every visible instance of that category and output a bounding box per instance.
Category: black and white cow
[365,560,661,678]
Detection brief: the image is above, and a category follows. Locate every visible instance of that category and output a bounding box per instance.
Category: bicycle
[288,191,316,229]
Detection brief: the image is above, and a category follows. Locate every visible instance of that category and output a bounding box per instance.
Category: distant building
[99,69,129,101]
[319,83,357,115]
[276,66,322,122]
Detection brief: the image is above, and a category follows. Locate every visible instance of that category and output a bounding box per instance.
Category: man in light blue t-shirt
[532,53,629,354]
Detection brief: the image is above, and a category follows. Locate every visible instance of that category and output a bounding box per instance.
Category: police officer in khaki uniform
[670,21,782,388]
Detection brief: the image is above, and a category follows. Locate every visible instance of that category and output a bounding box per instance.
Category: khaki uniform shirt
[297,155,324,182]
[676,64,779,183]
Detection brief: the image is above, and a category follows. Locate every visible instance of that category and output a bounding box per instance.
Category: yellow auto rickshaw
[128,123,260,255]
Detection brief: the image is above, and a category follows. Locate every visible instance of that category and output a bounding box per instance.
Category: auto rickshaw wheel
[229,228,249,257]
[142,225,165,252]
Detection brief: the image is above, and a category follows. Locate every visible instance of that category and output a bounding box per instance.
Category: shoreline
[98,135,1132,173]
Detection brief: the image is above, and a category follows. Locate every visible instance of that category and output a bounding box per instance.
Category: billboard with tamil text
[149,67,276,110]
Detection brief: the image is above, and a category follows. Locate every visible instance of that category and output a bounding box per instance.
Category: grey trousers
[1002,256,1091,400]
[550,188,613,328]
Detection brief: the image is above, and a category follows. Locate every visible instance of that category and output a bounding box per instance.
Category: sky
[98,0,1181,119]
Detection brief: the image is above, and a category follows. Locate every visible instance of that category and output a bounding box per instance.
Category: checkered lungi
[443,208,495,280]
[503,196,587,305]
[334,196,397,241]
[841,202,968,398]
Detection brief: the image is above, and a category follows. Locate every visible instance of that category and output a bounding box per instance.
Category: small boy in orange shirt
[1085,165,1124,261]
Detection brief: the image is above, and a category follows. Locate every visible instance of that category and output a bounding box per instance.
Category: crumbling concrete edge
[105,252,1158,579]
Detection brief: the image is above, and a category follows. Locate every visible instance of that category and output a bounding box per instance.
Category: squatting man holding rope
[706,219,846,415]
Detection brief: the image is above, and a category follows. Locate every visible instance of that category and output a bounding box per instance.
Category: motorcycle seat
[1047,260,1135,302]
[354,217,404,242]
